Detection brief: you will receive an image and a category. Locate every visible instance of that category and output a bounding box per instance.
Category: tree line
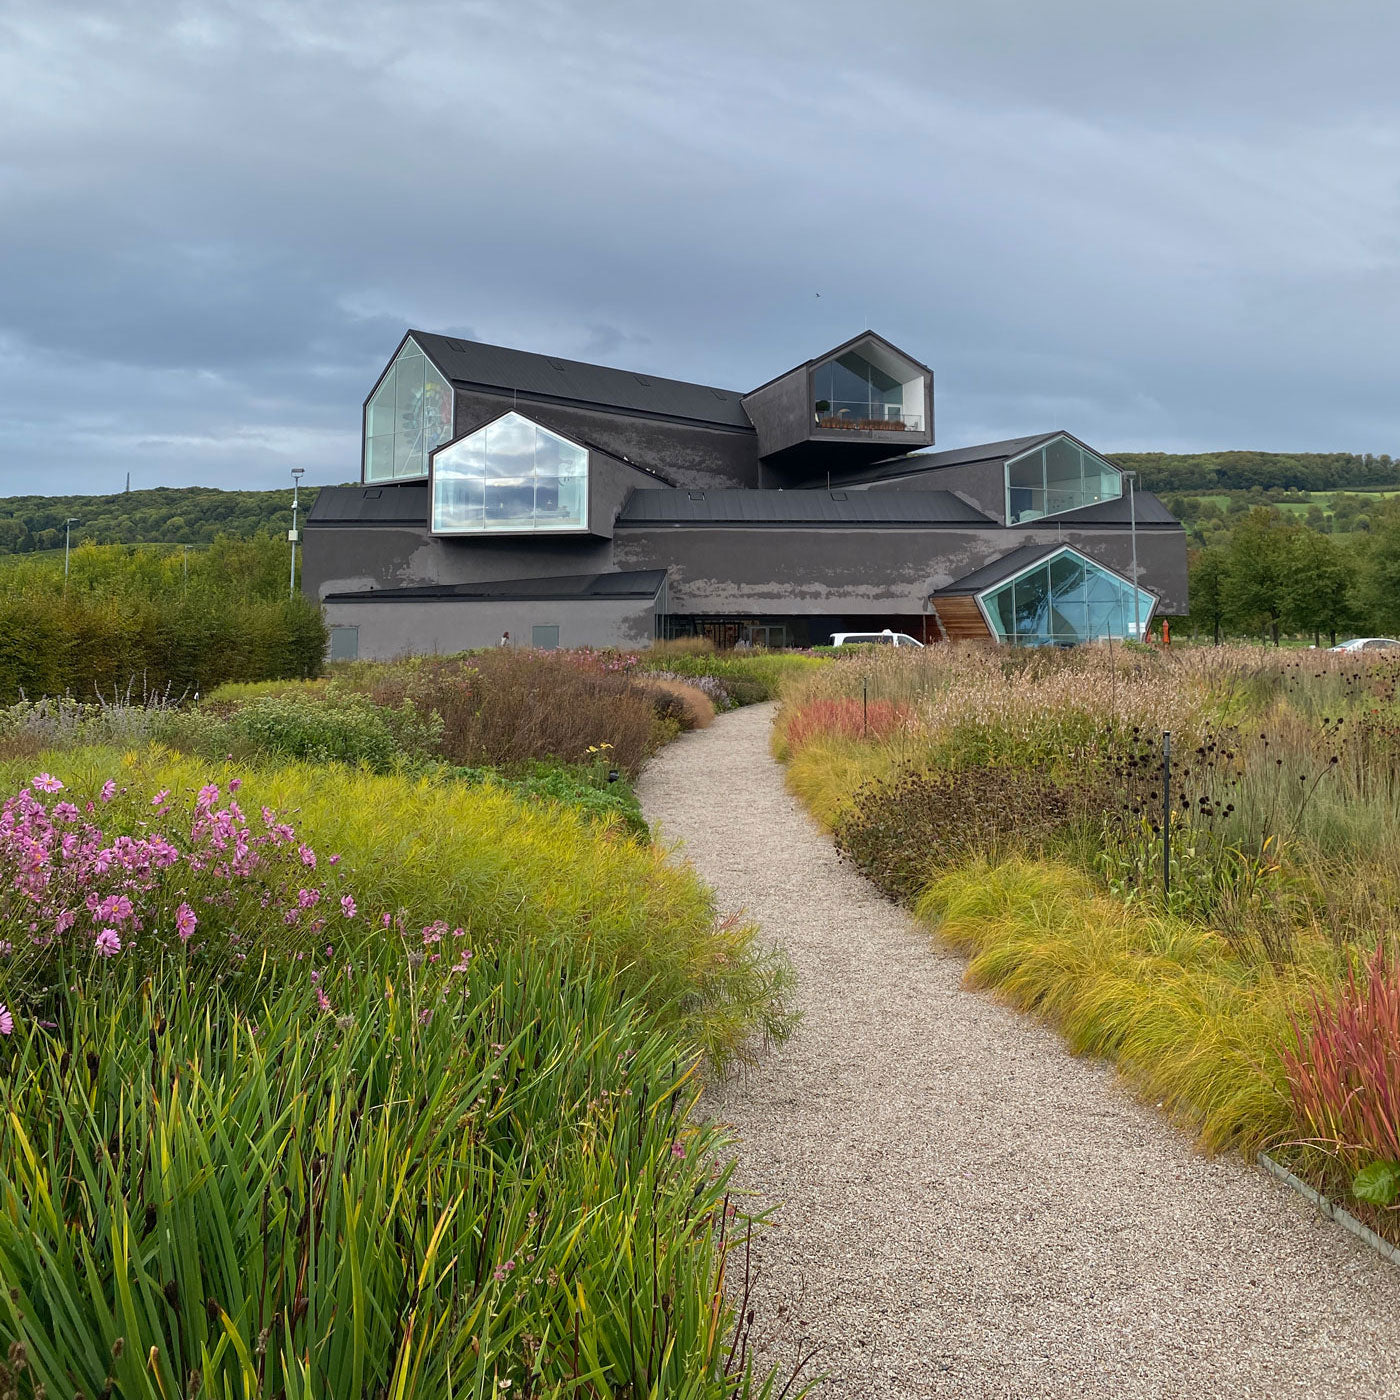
[1184,503,1400,645]
[0,484,325,555]
[1117,450,1399,495]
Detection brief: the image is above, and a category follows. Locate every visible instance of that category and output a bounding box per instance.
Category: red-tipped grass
[782,696,908,752]
[1284,945,1400,1168]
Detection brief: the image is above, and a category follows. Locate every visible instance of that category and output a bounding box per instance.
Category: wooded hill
[1114,451,1400,495]
[0,484,330,555]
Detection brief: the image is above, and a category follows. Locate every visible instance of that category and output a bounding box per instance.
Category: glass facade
[364,338,454,482]
[431,411,589,534]
[1004,435,1122,524]
[980,547,1154,645]
[812,350,921,430]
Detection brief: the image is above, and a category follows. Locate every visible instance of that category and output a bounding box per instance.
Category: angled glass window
[363,338,454,482]
[1004,434,1122,524]
[431,412,589,534]
[978,547,1154,646]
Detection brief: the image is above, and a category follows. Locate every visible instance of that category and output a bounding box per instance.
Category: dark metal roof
[935,544,1065,595]
[409,332,753,430]
[615,487,992,527]
[307,483,428,525]
[323,570,668,604]
[1034,490,1180,526]
[830,434,1056,487]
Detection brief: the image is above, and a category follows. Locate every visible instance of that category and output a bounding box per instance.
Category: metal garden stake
[1162,729,1172,900]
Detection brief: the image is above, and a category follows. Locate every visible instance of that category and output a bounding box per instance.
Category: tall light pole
[63,517,77,592]
[1124,471,1140,640]
[289,469,305,598]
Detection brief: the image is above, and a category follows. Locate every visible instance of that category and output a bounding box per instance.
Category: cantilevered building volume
[303,330,1186,656]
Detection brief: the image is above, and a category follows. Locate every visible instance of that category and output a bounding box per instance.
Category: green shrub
[835,763,1106,903]
[224,695,412,771]
[455,759,650,840]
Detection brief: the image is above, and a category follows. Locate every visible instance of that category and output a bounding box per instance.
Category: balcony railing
[813,402,924,434]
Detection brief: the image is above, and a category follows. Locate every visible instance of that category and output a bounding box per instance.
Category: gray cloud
[2,0,1400,493]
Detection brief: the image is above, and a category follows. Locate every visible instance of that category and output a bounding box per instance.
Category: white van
[830,629,924,648]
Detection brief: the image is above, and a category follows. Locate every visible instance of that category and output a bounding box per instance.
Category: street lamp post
[289,469,305,598]
[63,517,77,592]
[1124,472,1140,640]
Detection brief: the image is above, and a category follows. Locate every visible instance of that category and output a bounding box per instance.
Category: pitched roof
[1035,490,1180,526]
[323,569,668,604]
[829,434,1056,487]
[307,483,428,525]
[615,487,991,527]
[409,332,753,429]
[934,544,1065,595]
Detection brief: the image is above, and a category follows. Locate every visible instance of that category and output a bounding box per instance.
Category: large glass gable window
[980,547,1154,645]
[812,338,925,432]
[364,338,454,482]
[431,411,588,534]
[1005,435,1122,524]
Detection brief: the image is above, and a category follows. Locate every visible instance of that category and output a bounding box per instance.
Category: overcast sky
[3,0,1400,494]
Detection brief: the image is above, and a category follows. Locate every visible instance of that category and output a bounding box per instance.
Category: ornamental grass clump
[1285,944,1400,1208]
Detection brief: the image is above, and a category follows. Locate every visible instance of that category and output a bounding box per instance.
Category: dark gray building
[304,330,1187,656]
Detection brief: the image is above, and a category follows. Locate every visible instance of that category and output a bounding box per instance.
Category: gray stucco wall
[612,523,1187,616]
[742,369,810,461]
[452,388,760,489]
[323,594,659,660]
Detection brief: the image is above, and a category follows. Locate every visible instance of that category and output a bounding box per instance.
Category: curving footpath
[637,702,1400,1400]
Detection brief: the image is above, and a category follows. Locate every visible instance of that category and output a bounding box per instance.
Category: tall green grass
[0,945,791,1398]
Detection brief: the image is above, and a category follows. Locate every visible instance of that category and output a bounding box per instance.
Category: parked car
[1329,637,1400,652]
[830,629,925,648]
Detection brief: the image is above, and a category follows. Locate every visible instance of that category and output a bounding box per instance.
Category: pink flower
[340,895,357,919]
[175,903,198,941]
[328,854,340,865]
[100,781,116,803]
[298,844,316,869]
[297,887,320,909]
[671,1141,686,1159]
[451,950,473,973]
[197,783,220,809]
[94,928,122,958]
[315,985,332,1013]
[31,773,63,793]
[229,777,242,792]
[0,1005,12,1036]
[151,788,170,808]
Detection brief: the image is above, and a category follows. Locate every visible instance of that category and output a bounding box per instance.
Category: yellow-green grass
[775,733,906,829]
[917,858,1341,1152]
[1,747,795,1070]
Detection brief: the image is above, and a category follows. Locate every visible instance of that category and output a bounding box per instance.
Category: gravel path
[638,702,1400,1400]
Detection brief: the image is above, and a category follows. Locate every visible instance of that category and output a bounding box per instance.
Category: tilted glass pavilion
[977,545,1155,645]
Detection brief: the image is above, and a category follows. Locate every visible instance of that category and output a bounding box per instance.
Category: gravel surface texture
[637,702,1400,1399]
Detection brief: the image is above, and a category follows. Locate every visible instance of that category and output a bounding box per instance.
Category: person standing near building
[500,630,511,647]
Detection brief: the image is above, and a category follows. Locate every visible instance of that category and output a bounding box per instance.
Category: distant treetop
[1113,451,1398,495]
[0,484,340,555]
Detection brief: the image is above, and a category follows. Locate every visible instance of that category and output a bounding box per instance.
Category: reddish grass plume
[1285,944,1400,1168]
[783,696,908,752]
